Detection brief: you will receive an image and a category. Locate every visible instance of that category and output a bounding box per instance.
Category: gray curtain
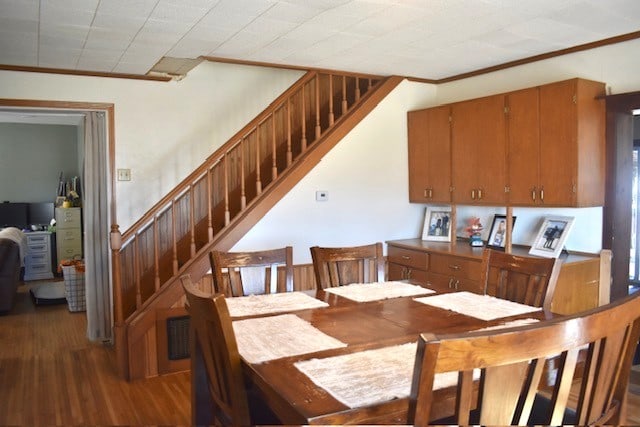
[83,111,112,342]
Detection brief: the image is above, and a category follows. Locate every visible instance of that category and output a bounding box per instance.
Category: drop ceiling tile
[0,17,38,33]
[168,38,219,58]
[85,29,133,50]
[208,0,276,17]
[243,17,299,37]
[95,0,156,16]
[92,12,147,32]
[39,49,82,68]
[0,0,39,20]
[39,3,96,27]
[150,1,210,24]
[261,1,325,24]
[39,24,90,49]
[195,10,250,33]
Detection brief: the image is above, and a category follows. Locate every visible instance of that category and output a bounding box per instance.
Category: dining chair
[180,274,280,426]
[209,246,294,297]
[479,248,562,310]
[408,291,640,426]
[310,242,385,289]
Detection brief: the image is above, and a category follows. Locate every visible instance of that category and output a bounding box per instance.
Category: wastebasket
[61,263,86,312]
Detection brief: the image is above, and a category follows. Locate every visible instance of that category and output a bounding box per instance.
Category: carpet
[29,281,66,306]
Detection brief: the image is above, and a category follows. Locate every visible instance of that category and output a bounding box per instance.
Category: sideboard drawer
[429,253,482,281]
[427,271,483,294]
[387,246,428,270]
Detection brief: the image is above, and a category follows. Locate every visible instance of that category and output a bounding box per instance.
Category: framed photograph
[529,215,575,258]
[421,206,452,242]
[487,214,516,250]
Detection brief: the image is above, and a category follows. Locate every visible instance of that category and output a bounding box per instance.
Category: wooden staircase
[110,70,404,380]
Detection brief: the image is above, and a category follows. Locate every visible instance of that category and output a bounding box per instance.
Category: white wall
[235,38,640,262]
[0,123,79,202]
[233,80,437,263]
[0,62,304,230]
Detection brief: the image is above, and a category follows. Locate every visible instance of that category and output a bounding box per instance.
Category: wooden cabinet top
[386,238,598,265]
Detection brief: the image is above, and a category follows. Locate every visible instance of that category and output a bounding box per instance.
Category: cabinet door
[506,87,540,205]
[451,95,506,204]
[408,106,451,203]
[539,80,578,205]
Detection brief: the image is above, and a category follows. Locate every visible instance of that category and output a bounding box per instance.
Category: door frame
[604,91,640,300]
[0,98,116,333]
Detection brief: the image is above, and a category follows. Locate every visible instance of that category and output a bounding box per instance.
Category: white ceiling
[1,0,639,81]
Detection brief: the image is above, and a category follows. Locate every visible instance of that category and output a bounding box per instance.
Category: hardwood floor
[2,280,640,425]
[0,282,190,426]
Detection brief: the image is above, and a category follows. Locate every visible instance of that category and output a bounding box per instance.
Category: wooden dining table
[197,283,556,425]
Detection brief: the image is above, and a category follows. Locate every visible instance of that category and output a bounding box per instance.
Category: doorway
[0,100,115,342]
[604,93,640,300]
[629,114,640,287]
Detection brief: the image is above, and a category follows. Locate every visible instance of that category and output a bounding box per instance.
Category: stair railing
[110,71,382,328]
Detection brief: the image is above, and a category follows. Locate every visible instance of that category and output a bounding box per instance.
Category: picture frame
[486,214,516,250]
[529,215,575,258]
[55,196,66,207]
[421,206,452,242]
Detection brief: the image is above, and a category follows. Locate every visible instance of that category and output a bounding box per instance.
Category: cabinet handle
[531,187,536,201]
[471,189,476,199]
[448,278,454,288]
[540,187,544,201]
[423,189,428,198]
[407,269,412,279]
[454,280,460,290]
[448,264,461,271]
[477,188,483,199]
[428,188,433,198]
[401,255,410,260]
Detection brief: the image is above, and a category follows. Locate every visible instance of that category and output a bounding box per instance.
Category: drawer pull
[401,255,410,260]
[448,265,461,271]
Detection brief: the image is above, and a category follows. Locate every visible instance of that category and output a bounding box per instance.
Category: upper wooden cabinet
[506,78,605,206]
[407,105,451,203]
[407,77,605,207]
[505,87,541,205]
[537,78,605,206]
[451,94,507,204]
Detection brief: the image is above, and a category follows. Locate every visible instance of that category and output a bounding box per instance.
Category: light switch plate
[117,168,131,181]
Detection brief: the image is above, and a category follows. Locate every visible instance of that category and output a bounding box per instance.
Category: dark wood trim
[200,55,384,80]
[0,64,172,82]
[604,93,640,300]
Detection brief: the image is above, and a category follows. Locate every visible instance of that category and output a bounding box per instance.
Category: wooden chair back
[310,242,385,289]
[480,248,562,310]
[180,275,250,426]
[409,291,640,426]
[209,246,294,297]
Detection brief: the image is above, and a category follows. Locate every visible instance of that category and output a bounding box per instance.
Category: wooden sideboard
[386,238,609,315]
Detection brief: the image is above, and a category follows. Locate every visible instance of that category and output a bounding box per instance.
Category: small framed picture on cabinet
[487,214,516,250]
[421,206,452,242]
[529,215,574,258]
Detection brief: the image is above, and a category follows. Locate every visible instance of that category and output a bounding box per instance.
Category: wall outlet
[117,168,131,181]
[316,190,328,201]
